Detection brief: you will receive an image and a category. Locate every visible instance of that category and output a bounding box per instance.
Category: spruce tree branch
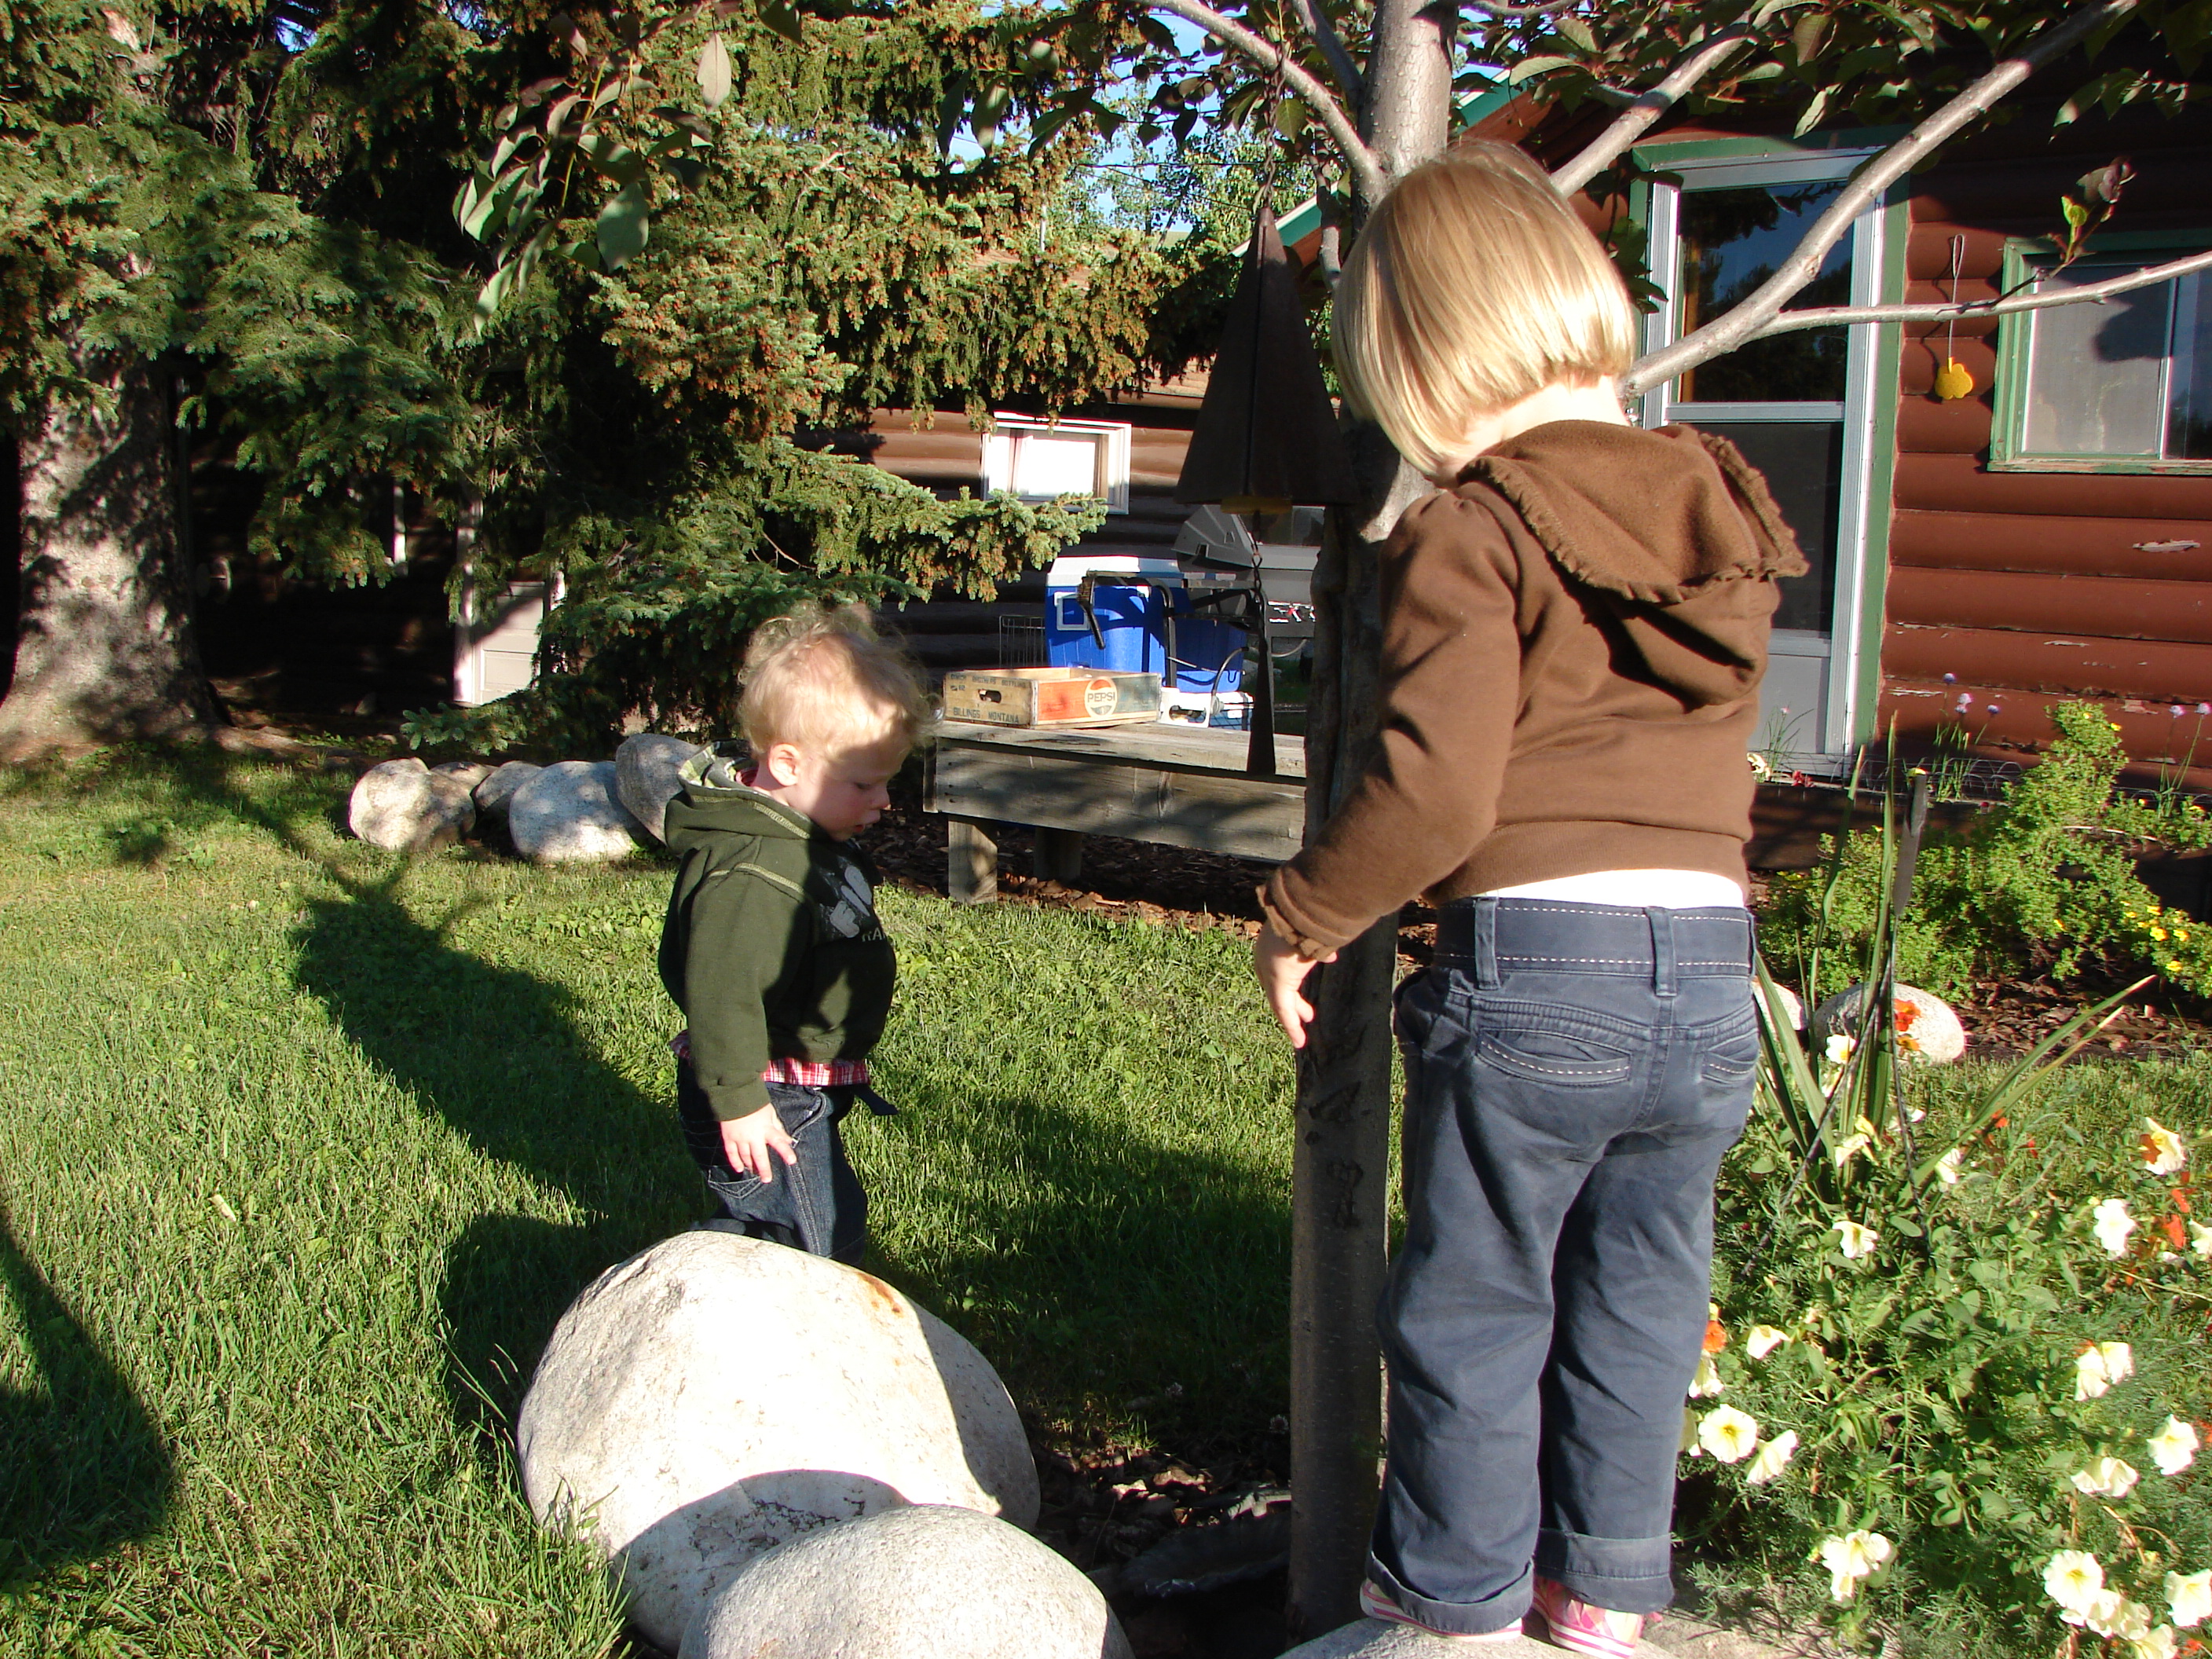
[1742,247,2212,337]
[1550,16,1758,196]
[1287,0,1363,102]
[1146,0,1387,200]
[1626,0,2143,396]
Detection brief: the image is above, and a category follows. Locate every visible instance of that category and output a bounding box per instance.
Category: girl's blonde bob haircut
[1332,143,1639,478]
[738,602,936,756]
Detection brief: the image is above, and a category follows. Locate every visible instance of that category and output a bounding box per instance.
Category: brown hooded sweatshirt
[1262,419,1808,958]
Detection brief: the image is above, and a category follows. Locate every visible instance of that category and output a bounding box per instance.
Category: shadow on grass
[0,1206,174,1588]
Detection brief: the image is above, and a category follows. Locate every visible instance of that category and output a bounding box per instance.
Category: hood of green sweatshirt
[661,747,815,852]
[1463,420,1811,709]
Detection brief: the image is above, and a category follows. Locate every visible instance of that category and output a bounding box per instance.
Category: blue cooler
[1044,555,1245,695]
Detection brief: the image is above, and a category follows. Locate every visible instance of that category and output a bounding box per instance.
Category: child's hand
[1254,926,1335,1048]
[720,1103,798,1183]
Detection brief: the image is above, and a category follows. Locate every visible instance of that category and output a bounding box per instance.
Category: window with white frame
[1637,145,1890,760]
[981,417,1133,512]
[1992,240,2212,473]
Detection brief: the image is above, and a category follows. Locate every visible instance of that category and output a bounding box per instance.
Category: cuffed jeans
[1370,899,1758,1635]
[676,1064,873,1264]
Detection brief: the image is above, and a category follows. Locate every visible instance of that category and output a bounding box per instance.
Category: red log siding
[1881,137,2212,779]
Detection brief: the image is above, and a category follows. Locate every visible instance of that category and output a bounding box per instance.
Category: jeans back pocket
[1475,1025,1635,1089]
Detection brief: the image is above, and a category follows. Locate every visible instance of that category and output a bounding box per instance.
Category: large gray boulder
[682,1505,1130,1659]
[433,760,496,791]
[615,733,703,843]
[1813,982,1966,1064]
[518,1232,1038,1654]
[347,758,475,852]
[507,760,646,863]
[471,760,542,822]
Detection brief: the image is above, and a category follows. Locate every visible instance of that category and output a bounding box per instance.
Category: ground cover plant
[2,747,2207,1657]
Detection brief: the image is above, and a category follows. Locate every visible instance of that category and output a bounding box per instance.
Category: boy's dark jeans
[1370,899,1757,1635]
[676,1064,869,1264]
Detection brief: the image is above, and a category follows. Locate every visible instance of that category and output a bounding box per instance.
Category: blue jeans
[1370,899,1757,1635]
[676,1066,873,1264]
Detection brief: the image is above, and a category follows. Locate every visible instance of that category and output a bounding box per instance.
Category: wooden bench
[922,720,1309,902]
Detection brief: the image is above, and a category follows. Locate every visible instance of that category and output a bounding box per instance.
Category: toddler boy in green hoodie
[657,604,932,1262]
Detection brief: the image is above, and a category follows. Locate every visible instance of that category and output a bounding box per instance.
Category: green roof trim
[1268,73,1516,251]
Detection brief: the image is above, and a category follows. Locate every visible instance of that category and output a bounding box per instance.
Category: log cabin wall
[833,379,1203,674]
[1877,118,2212,789]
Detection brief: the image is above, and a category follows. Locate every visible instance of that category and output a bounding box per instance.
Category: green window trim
[1990,229,2212,477]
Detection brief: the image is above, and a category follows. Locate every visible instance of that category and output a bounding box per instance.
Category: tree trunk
[0,355,217,761]
[1284,0,1452,1635]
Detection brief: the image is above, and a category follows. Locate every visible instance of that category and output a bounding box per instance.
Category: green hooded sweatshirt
[657,748,896,1121]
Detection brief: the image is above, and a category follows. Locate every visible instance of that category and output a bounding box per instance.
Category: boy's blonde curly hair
[738,602,935,757]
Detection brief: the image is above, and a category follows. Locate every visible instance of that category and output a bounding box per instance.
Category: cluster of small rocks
[344,732,704,863]
[517,1231,1130,1658]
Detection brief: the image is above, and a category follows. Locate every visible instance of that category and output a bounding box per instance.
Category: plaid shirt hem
[669,1031,869,1088]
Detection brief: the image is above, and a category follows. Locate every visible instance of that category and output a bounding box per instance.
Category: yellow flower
[2141,1119,2188,1177]
[1818,1531,1893,1602]
[2152,926,2170,942]
[2148,1417,2199,1478]
[1698,1405,1760,1463]
[2045,1551,2105,1614]
[2166,960,2184,975]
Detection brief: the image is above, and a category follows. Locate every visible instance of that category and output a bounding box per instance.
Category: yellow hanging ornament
[1933,358,1975,401]
[1932,237,1976,401]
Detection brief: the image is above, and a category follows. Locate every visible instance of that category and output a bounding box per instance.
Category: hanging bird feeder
[1175,203,1356,778]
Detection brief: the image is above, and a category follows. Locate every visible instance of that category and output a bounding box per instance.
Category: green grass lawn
[2,750,2206,1657]
[0,750,1296,1656]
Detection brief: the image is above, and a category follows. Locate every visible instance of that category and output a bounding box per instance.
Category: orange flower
[1893,999,1921,1033]
[2163,1214,2189,1250]
[1704,1320,1728,1354]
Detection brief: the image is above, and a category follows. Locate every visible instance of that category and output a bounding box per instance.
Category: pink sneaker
[1527,1577,1644,1658]
[1359,1580,1527,1643]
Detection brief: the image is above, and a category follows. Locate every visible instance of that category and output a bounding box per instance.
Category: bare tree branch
[1467,0,1582,16]
[1550,13,1758,196]
[1287,0,1363,103]
[1742,247,2212,337]
[1148,0,1388,201]
[1626,0,2144,396]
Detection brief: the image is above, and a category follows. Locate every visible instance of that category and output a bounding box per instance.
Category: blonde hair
[738,602,935,756]
[1331,143,1638,478]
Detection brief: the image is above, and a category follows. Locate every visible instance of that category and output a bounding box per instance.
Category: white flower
[1745,1428,1798,1485]
[1833,1218,1878,1260]
[1823,1032,1856,1066]
[1831,1131,1873,1170]
[1688,1353,1725,1398]
[1818,1531,1892,1602]
[1936,1148,1965,1185]
[2071,1340,2135,1401]
[2141,1118,2188,1176]
[2167,1569,2211,1628]
[2093,1197,2139,1257]
[2132,1625,2179,1659]
[2149,1417,2200,1478]
[2071,1456,2142,1498]
[2192,1220,2212,1258]
[1680,1407,1701,1456]
[2078,1593,2153,1642]
[2045,1550,2105,1613]
[1745,1324,1790,1361]
[1698,1405,1760,1463]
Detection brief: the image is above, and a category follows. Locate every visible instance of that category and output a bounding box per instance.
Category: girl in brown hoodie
[1254,146,1804,1652]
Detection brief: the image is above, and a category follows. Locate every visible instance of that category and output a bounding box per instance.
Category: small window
[981,417,1132,512]
[1993,240,2212,474]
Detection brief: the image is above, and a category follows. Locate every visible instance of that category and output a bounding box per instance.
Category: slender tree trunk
[0,354,217,761]
[1285,0,1452,1638]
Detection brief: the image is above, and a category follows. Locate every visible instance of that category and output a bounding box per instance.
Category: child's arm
[720,1104,798,1183]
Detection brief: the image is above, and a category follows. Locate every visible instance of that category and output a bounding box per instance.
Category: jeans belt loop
[1648,906,1678,999]
[1473,899,1501,991]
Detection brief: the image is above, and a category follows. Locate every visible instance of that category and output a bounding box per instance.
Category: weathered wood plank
[946,815,998,904]
[1033,826,1085,884]
[930,742,1307,862]
[1890,510,2211,580]
[935,717,1309,779]
[1887,566,2212,644]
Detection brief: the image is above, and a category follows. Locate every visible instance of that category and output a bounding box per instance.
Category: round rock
[1758,983,1804,1032]
[472,760,542,821]
[347,757,475,852]
[1813,982,1966,1064]
[507,760,645,863]
[518,1232,1038,1653]
[682,1505,1130,1659]
[433,760,496,790]
[615,733,703,843]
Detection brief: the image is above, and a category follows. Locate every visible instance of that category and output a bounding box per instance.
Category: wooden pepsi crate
[941,667,1162,728]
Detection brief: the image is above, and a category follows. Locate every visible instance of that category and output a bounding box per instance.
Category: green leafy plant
[1762,704,2212,1002]
[1708,777,2205,1652]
